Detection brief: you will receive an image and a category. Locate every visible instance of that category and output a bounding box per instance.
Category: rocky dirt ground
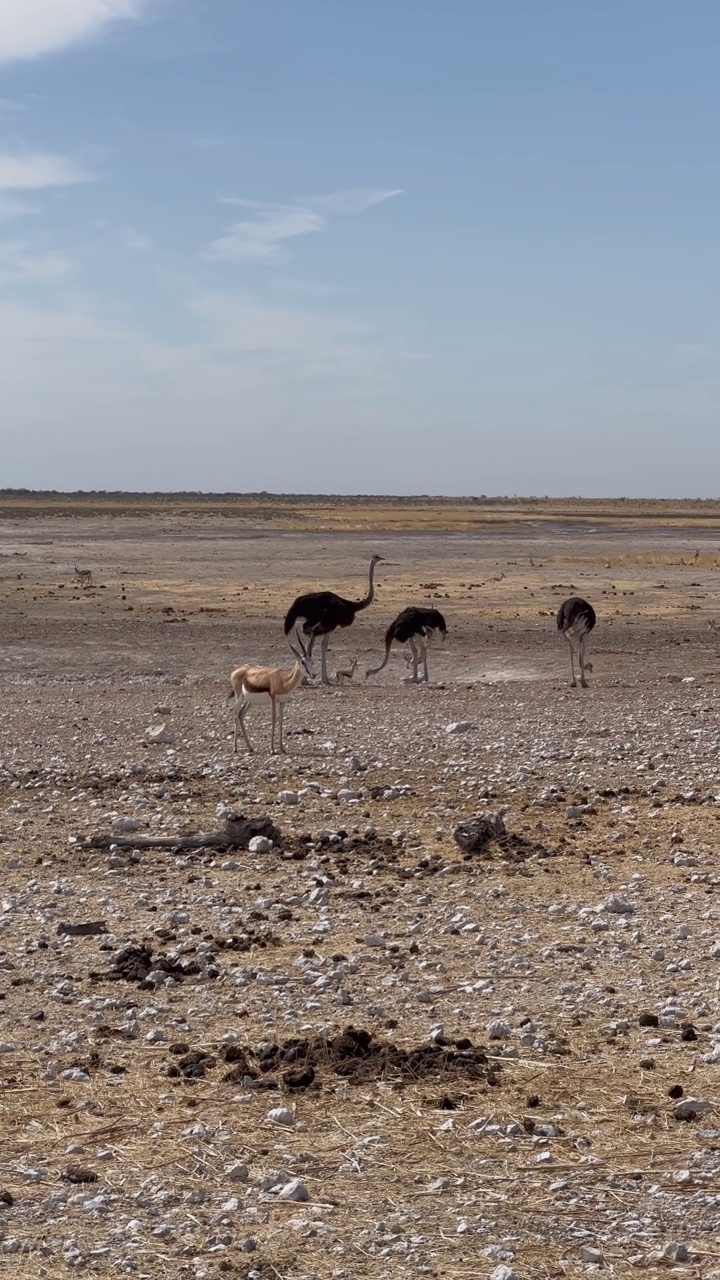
[0,503,718,1280]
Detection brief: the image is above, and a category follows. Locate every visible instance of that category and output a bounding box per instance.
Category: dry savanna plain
[0,494,719,1280]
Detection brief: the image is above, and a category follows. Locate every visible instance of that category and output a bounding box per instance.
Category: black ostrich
[366,606,447,684]
[556,596,596,688]
[283,554,384,685]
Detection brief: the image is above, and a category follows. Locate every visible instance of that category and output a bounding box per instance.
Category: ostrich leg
[320,634,332,686]
[405,637,420,683]
[579,637,589,688]
[567,637,577,688]
[420,636,429,684]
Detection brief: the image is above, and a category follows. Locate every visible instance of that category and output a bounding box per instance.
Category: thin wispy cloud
[300,188,404,216]
[118,226,151,251]
[0,195,40,221]
[0,152,94,191]
[0,240,76,284]
[0,0,149,64]
[201,187,403,266]
[202,204,324,266]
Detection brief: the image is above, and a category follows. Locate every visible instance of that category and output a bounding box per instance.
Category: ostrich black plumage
[556,596,596,688]
[283,554,384,685]
[366,606,447,684]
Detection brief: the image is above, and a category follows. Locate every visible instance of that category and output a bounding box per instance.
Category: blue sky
[1,0,719,496]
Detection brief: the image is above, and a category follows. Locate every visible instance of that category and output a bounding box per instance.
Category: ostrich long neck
[354,559,377,610]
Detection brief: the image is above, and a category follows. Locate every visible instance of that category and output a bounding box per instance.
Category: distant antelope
[73,565,93,589]
[335,658,358,685]
[556,597,596,688]
[228,643,312,755]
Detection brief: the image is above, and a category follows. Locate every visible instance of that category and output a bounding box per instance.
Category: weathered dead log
[71,814,280,852]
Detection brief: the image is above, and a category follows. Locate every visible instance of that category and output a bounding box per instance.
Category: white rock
[112,817,142,835]
[277,1178,309,1202]
[145,724,174,745]
[278,791,299,805]
[446,721,473,734]
[580,1244,603,1262]
[490,1267,519,1280]
[364,933,386,948]
[225,1162,249,1182]
[267,1107,295,1127]
[604,894,635,915]
[248,836,273,854]
[486,1019,511,1040]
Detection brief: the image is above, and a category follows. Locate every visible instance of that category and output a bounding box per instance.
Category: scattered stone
[267,1107,295,1127]
[638,1012,659,1027]
[145,724,174,745]
[248,836,273,854]
[61,1166,98,1185]
[453,811,506,855]
[673,1097,713,1121]
[112,817,143,835]
[580,1244,603,1262]
[604,894,635,915]
[278,791,299,805]
[486,1019,511,1040]
[277,1177,309,1202]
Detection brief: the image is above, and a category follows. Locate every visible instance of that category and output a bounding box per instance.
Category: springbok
[335,658,358,685]
[73,565,93,589]
[228,643,311,755]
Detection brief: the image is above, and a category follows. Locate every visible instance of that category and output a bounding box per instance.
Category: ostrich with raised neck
[283,554,384,686]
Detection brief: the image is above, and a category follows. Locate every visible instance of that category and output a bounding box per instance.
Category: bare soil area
[0,498,719,1279]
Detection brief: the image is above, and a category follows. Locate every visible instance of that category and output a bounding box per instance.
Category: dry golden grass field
[0,496,718,1280]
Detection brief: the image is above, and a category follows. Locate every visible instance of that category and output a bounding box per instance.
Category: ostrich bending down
[556,596,596,688]
[366,607,447,684]
[228,644,311,754]
[283,554,384,686]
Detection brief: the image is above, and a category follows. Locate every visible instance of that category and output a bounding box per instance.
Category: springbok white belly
[241,686,292,705]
